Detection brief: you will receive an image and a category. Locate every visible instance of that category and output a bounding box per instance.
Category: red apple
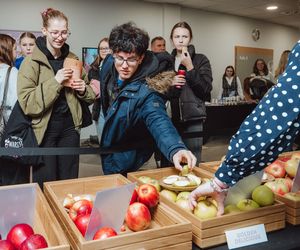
[69,199,93,221]
[264,160,286,178]
[19,234,48,250]
[137,184,159,208]
[264,179,289,196]
[0,240,16,250]
[74,214,91,236]
[130,189,138,205]
[7,223,34,249]
[276,177,292,192]
[93,227,117,240]
[125,202,151,232]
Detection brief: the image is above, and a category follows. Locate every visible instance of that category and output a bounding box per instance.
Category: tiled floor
[78,135,231,178]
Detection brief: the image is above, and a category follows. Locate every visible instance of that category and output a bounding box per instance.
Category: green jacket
[17,46,96,145]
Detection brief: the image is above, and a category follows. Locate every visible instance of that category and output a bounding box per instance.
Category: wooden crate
[199,161,221,174]
[127,167,286,249]
[0,183,70,250]
[275,195,300,225]
[266,150,300,225]
[44,174,192,250]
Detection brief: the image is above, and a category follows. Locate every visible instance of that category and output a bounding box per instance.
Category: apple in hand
[69,199,93,221]
[160,189,177,202]
[75,214,91,236]
[0,240,15,250]
[137,184,159,208]
[19,234,48,250]
[264,160,286,178]
[125,202,151,232]
[236,199,260,211]
[283,192,300,201]
[7,223,34,249]
[193,200,217,219]
[93,227,117,240]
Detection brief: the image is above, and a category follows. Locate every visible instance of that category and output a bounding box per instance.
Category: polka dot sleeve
[215,41,300,187]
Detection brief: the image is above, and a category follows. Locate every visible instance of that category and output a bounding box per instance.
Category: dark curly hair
[109,22,149,56]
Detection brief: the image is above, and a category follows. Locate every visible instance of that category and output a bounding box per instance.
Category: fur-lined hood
[146,71,176,94]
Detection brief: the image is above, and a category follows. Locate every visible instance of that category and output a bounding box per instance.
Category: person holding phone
[17,8,95,188]
[168,21,213,165]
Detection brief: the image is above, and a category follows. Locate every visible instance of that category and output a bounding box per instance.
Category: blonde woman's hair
[41,8,68,28]
[274,50,290,79]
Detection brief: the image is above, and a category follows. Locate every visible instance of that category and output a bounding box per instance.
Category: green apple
[180,165,190,176]
[224,204,240,214]
[236,199,260,211]
[176,199,193,213]
[283,192,300,202]
[160,189,177,202]
[138,176,152,184]
[147,179,161,192]
[252,185,274,206]
[193,200,217,219]
[284,158,298,178]
[176,191,191,201]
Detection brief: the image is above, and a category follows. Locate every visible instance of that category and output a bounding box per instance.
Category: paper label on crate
[291,161,300,192]
[225,224,268,249]
[85,183,135,240]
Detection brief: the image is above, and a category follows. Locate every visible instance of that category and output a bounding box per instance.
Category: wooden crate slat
[192,220,285,249]
[192,211,285,239]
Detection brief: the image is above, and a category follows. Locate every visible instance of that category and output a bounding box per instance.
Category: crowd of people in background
[0,7,296,212]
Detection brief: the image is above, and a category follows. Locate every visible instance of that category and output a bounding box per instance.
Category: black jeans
[33,112,80,188]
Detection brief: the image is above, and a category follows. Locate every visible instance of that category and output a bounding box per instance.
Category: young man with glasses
[99,22,196,175]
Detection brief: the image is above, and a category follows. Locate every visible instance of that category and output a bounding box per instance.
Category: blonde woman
[274,50,290,81]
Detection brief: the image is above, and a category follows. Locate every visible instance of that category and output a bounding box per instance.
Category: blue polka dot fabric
[215,41,300,186]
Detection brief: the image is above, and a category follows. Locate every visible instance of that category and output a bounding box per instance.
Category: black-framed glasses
[113,55,139,66]
[47,29,71,39]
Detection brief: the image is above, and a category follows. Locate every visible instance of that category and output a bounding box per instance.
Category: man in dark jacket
[99,22,196,175]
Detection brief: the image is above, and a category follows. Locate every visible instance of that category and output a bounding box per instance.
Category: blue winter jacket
[100,52,187,174]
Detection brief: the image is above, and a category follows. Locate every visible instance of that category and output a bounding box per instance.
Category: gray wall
[1,0,299,139]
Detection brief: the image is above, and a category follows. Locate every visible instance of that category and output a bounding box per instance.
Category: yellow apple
[236,199,260,211]
[176,199,193,213]
[160,189,177,202]
[284,158,299,178]
[224,204,240,214]
[193,200,217,219]
[283,192,300,202]
[176,191,191,201]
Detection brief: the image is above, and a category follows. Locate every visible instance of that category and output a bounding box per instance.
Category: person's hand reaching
[172,149,196,171]
[189,177,228,216]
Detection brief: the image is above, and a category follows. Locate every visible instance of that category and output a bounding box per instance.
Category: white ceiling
[144,0,300,29]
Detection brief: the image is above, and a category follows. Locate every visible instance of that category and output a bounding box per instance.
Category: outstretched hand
[189,179,228,216]
[172,149,196,171]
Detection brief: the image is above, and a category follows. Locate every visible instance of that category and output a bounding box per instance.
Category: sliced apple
[173,180,190,187]
[187,174,201,186]
[163,176,179,185]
